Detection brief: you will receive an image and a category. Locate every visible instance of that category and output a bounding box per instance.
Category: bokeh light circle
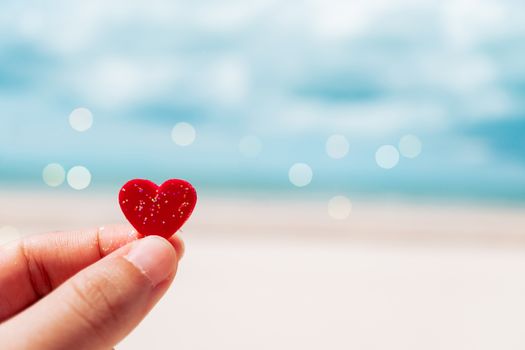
[288,163,313,187]
[42,163,66,187]
[67,166,92,190]
[239,135,262,158]
[375,145,400,169]
[399,134,422,158]
[69,107,93,132]
[326,134,349,159]
[171,122,196,146]
[328,195,352,220]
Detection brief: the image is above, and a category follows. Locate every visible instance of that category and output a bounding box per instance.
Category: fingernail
[124,236,176,286]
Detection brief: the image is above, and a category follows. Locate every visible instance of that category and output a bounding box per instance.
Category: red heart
[119,179,197,238]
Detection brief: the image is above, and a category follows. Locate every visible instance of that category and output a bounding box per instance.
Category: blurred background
[1,0,525,349]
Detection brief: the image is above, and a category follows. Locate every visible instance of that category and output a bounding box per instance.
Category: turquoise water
[1,1,524,201]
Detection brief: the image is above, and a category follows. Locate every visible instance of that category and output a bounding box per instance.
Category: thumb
[0,236,179,350]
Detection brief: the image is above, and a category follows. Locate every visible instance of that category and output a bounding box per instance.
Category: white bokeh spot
[69,107,93,132]
[42,163,66,187]
[326,134,349,159]
[375,145,400,169]
[171,122,196,146]
[67,166,92,190]
[328,195,352,220]
[288,163,313,187]
[239,135,262,158]
[399,134,422,158]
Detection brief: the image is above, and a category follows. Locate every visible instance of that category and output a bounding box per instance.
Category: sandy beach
[2,190,525,349]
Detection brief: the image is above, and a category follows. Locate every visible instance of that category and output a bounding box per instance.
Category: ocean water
[0,0,524,201]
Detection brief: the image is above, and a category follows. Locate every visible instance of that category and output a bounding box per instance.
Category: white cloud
[275,99,447,137]
[201,56,251,107]
[70,56,181,108]
[440,0,509,48]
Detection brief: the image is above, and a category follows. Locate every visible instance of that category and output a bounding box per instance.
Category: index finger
[0,224,184,322]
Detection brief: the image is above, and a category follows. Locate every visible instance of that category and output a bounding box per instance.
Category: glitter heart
[119,179,197,238]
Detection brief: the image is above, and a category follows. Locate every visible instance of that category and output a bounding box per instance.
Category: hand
[0,224,184,350]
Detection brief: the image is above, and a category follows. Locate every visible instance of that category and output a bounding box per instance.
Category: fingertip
[109,225,184,262]
[168,234,185,261]
[97,224,140,254]
[124,236,177,287]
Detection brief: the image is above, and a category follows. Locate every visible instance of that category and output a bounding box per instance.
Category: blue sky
[1,0,524,200]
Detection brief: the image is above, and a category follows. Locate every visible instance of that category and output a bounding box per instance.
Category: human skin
[0,224,184,349]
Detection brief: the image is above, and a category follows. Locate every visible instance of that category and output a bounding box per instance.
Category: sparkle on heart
[119,179,197,238]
